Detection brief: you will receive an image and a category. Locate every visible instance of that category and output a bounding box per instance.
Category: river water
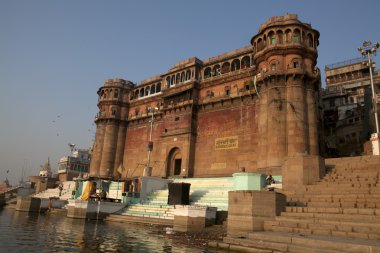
[0,207,217,253]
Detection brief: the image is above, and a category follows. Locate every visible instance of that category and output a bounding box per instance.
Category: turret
[90,79,134,178]
[251,14,321,178]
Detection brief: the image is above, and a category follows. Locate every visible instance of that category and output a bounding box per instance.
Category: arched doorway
[166,148,182,177]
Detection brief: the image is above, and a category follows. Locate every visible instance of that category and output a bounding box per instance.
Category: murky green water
[0,208,217,253]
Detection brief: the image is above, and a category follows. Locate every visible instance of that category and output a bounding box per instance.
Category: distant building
[322,58,380,157]
[58,148,91,181]
[39,158,53,178]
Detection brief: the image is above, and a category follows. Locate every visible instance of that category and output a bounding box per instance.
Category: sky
[1,0,379,185]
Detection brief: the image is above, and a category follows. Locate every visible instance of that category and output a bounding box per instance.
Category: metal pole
[367,51,379,134]
[147,111,154,168]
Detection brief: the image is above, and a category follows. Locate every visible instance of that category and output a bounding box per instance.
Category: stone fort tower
[90,14,323,189]
[90,79,134,178]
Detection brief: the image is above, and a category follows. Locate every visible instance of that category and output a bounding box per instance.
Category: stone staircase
[106,177,233,225]
[223,156,380,253]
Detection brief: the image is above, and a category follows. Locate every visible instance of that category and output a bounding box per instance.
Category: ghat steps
[106,177,233,225]
[223,155,380,253]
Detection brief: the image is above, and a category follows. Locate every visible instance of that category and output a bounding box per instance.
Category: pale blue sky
[1,0,379,185]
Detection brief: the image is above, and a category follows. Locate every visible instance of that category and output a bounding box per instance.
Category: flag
[117,164,124,175]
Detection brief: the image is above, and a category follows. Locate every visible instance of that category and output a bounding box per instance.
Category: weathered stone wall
[90,14,322,185]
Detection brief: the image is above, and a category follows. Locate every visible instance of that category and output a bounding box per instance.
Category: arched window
[285,29,291,43]
[156,83,161,92]
[139,89,144,98]
[176,73,180,83]
[241,56,250,69]
[212,65,221,76]
[257,38,263,51]
[231,59,240,72]
[171,75,175,85]
[277,30,283,44]
[185,70,191,80]
[166,76,171,88]
[291,58,300,69]
[134,90,139,99]
[268,31,275,45]
[181,72,185,82]
[292,29,300,42]
[100,90,104,100]
[111,107,116,116]
[145,87,150,96]
[114,89,119,99]
[204,67,212,79]
[307,34,313,48]
[150,84,156,94]
[221,62,230,74]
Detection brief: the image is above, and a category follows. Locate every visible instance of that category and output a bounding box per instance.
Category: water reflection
[0,208,214,253]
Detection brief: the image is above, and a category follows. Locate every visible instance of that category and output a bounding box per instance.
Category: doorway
[166,147,182,177]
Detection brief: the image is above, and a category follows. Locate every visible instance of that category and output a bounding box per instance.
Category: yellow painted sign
[215,136,238,150]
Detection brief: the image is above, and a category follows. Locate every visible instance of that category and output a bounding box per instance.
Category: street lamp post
[144,106,158,176]
[358,41,380,155]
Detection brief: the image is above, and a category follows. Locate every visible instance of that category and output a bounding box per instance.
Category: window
[156,83,161,93]
[271,64,277,71]
[213,65,221,76]
[150,85,156,94]
[270,37,276,45]
[221,62,230,74]
[231,59,240,72]
[241,56,250,69]
[292,29,300,42]
[293,61,299,68]
[204,67,212,79]
[185,70,191,80]
[225,89,230,96]
[114,90,118,98]
[175,117,180,121]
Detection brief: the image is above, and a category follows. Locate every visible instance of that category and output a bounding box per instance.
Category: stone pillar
[99,123,118,178]
[89,123,106,177]
[227,191,286,238]
[282,155,325,192]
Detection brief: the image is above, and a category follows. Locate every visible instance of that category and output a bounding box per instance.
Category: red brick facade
[90,14,322,180]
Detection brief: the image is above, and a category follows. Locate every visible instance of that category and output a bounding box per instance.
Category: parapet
[103,78,135,88]
[258,14,311,33]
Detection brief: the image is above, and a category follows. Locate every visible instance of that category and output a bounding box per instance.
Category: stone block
[173,205,216,232]
[282,155,325,191]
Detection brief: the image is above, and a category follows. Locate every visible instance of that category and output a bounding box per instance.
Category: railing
[325,57,365,70]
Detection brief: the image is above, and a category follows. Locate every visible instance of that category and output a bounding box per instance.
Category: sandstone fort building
[89,14,323,190]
